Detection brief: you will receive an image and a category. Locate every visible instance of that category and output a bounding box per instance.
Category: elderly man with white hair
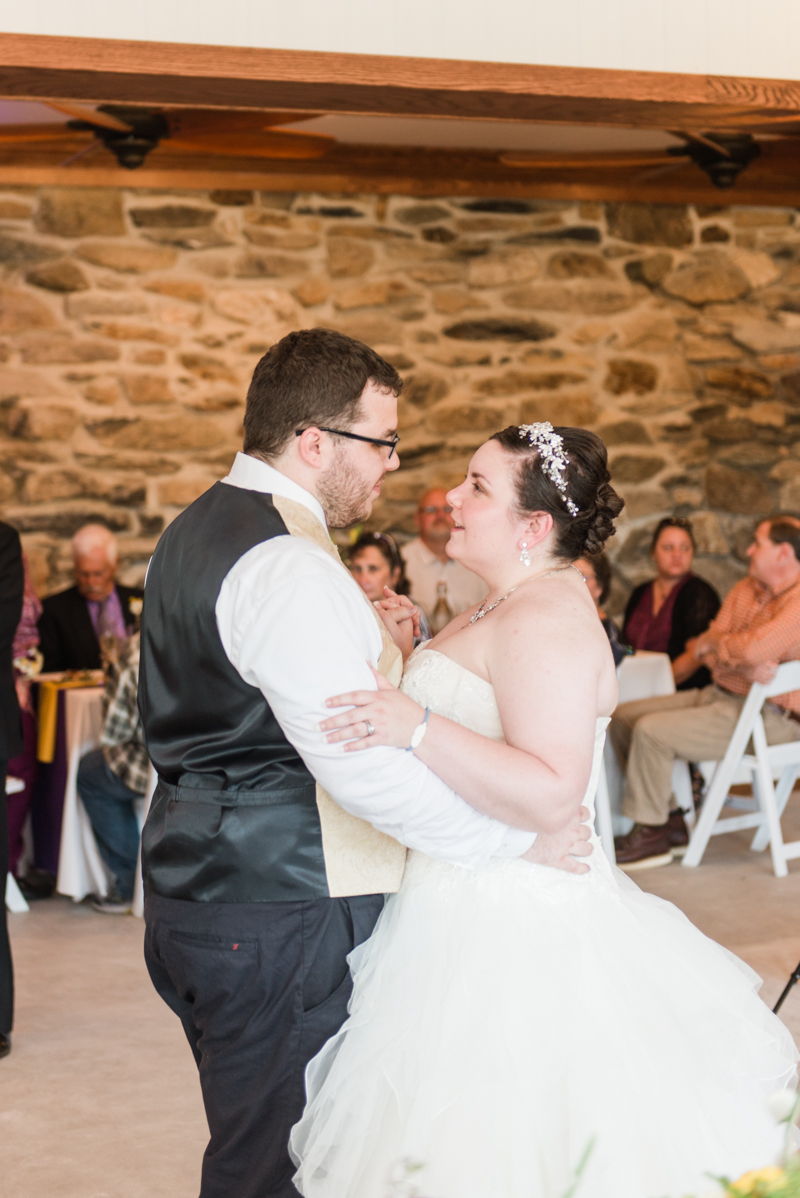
[37,524,143,673]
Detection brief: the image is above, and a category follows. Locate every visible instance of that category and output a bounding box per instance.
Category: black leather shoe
[17,869,56,900]
[0,1033,10,1059]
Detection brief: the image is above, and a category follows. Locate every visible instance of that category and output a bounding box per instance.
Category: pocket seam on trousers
[169,930,258,953]
[301,969,351,1018]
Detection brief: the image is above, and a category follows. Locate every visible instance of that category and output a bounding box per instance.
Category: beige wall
[6,1,800,78]
[0,185,797,613]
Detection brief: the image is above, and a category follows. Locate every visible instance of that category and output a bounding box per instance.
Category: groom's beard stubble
[318,447,379,529]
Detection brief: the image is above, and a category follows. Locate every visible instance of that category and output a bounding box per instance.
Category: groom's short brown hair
[243,328,402,459]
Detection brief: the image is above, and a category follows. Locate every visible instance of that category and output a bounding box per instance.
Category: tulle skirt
[290,851,798,1198]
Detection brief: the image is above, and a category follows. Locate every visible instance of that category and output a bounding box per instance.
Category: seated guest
[400,486,487,621]
[77,632,147,914]
[575,552,629,666]
[38,524,143,673]
[622,516,720,690]
[349,531,431,641]
[611,516,800,870]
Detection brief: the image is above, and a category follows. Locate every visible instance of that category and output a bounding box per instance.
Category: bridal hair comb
[518,422,579,517]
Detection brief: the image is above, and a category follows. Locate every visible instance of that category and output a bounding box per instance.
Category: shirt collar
[762,574,800,601]
[413,537,451,568]
[222,452,327,530]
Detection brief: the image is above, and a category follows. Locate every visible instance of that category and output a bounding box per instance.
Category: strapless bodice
[400,645,505,741]
[400,645,613,889]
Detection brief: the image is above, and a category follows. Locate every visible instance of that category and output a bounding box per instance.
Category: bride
[290,423,797,1198]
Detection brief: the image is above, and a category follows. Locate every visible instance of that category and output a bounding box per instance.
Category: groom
[139,328,592,1198]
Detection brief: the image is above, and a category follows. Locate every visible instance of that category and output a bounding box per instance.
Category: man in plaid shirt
[611,516,800,870]
[77,631,149,913]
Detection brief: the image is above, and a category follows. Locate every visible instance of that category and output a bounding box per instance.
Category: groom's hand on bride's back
[523,807,593,874]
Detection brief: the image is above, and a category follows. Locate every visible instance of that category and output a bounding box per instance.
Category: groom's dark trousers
[144,889,383,1198]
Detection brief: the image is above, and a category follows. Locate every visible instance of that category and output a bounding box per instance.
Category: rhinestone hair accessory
[518,422,579,518]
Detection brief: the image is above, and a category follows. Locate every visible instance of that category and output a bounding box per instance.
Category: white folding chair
[682,661,800,877]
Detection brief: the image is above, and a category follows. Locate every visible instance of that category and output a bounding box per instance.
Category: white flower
[518,422,579,518]
[768,1088,799,1123]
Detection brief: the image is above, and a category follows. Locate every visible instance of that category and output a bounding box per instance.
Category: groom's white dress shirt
[215,452,535,869]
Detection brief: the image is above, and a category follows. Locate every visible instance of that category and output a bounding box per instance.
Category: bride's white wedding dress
[291,647,798,1198]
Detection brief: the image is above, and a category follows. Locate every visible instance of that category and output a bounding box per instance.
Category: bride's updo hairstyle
[490,425,624,560]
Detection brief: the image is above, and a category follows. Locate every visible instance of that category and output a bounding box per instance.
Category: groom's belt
[141,776,330,903]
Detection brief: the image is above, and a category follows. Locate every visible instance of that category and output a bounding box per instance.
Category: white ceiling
[2,0,800,79]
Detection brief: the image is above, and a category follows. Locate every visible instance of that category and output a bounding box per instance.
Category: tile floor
[4,808,800,1198]
[2,898,206,1198]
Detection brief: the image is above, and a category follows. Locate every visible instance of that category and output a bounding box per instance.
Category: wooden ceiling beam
[0,136,798,207]
[1,32,800,130]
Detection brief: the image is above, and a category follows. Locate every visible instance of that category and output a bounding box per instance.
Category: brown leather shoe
[666,809,689,857]
[614,823,674,870]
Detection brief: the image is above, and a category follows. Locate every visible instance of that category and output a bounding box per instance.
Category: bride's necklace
[468,563,583,625]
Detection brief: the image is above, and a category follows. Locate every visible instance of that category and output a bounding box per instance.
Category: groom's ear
[295,427,327,470]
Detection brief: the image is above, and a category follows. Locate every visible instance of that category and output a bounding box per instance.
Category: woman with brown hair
[348,531,431,641]
[622,516,720,690]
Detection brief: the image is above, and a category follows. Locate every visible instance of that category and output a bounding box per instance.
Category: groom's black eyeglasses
[295,427,400,459]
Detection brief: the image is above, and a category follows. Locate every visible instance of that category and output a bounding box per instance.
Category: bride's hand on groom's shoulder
[374,588,421,662]
[523,807,593,875]
[321,668,425,751]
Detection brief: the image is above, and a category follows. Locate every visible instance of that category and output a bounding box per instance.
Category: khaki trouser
[609,685,800,827]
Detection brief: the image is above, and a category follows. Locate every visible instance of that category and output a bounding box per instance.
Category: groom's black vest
[139,482,329,903]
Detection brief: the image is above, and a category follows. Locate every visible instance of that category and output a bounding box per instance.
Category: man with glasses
[138,327,589,1198]
[401,486,487,622]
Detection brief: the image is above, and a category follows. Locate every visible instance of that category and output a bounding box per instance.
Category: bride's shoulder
[515,568,592,618]
[496,572,606,647]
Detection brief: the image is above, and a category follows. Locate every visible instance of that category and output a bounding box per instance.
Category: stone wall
[1,184,799,612]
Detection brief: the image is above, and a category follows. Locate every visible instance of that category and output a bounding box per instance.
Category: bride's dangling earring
[519,542,531,567]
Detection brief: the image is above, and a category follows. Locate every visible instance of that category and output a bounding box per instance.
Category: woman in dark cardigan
[623,516,720,691]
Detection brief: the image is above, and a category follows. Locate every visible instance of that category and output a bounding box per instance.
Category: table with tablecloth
[25,675,110,901]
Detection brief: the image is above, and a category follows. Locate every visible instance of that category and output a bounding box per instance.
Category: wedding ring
[365,721,375,737]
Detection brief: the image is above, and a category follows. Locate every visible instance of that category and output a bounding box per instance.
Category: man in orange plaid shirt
[611,516,800,870]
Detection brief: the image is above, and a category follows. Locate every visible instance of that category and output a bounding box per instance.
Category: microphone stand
[773,959,800,1014]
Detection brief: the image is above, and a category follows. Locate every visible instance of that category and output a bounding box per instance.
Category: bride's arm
[322,591,604,835]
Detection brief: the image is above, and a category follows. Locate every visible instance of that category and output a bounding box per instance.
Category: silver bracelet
[406,707,430,752]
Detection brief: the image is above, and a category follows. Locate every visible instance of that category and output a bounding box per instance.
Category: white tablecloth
[605,652,676,835]
[55,687,110,902]
[617,651,676,706]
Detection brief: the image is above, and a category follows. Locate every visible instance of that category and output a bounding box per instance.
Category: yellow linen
[36,677,104,763]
